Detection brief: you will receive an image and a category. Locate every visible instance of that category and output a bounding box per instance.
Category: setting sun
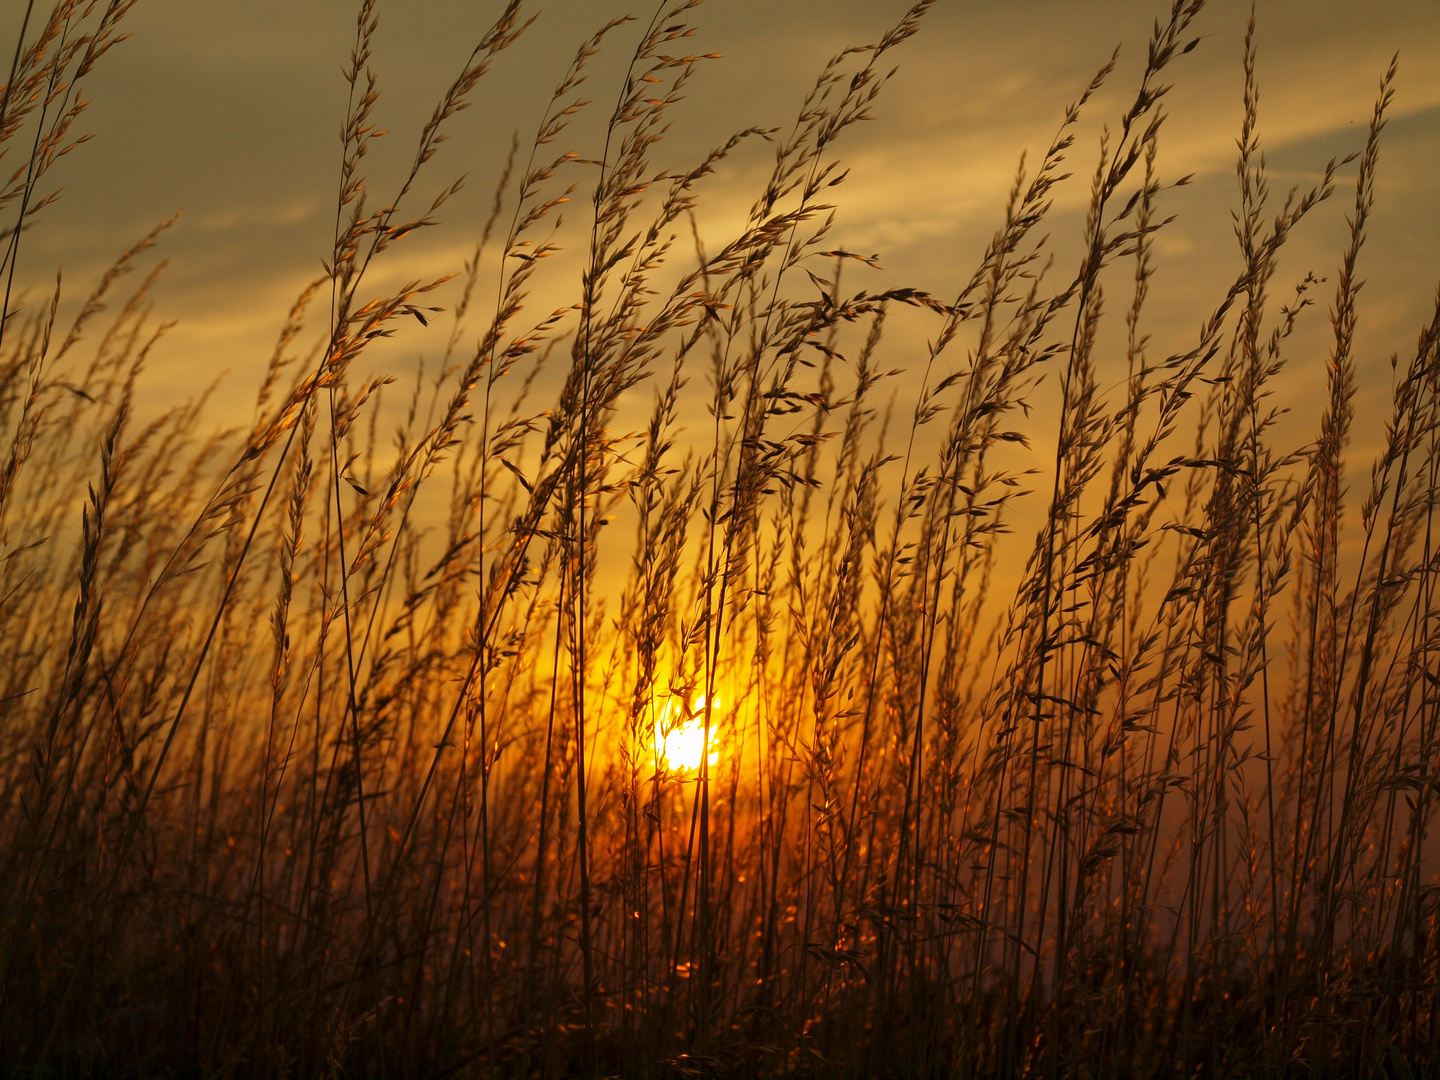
[654,695,720,773]
[6,0,1438,1075]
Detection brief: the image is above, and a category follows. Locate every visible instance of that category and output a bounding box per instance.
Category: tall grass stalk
[0,0,1436,1076]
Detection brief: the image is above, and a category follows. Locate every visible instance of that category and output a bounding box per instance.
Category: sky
[6,0,1440,456]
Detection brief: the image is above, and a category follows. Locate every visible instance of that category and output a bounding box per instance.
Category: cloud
[6,0,1435,431]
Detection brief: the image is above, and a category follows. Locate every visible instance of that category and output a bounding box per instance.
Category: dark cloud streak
[4,0,1436,414]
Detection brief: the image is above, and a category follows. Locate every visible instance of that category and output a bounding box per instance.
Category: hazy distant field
[1,1,1438,1076]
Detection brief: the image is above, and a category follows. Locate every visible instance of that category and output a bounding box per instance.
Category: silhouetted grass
[0,1,1436,1076]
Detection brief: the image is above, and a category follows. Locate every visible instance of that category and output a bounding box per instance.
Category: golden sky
[9,0,1439,439]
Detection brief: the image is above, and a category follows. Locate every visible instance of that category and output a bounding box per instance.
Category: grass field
[1,0,1438,1076]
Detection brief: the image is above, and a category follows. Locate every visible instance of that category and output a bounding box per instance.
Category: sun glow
[653,695,720,773]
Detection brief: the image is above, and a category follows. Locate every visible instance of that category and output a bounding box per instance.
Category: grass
[0,0,1437,1076]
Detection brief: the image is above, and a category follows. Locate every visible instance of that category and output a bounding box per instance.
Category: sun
[653,695,720,773]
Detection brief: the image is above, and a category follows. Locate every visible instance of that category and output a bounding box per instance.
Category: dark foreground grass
[0,1,1437,1076]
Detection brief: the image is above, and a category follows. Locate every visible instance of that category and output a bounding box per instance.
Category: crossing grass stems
[0,0,1436,1076]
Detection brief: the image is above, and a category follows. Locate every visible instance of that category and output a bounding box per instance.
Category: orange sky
[6,0,1438,455]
